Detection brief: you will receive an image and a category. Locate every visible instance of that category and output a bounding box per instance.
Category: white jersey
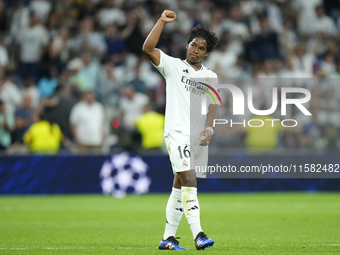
[153,50,219,137]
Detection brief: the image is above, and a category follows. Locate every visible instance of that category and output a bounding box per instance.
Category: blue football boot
[195,232,214,250]
[159,236,187,250]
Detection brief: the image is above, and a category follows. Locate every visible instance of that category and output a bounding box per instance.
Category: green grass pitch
[0,193,339,254]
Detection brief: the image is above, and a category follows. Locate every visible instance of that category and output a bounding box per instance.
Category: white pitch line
[1,244,339,250]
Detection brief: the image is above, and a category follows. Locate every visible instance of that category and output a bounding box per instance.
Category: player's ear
[186,43,189,49]
[205,52,209,57]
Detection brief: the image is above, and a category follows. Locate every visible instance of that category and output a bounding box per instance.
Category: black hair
[187,23,218,53]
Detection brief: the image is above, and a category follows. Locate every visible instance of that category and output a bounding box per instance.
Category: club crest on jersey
[183,160,188,168]
[206,76,210,83]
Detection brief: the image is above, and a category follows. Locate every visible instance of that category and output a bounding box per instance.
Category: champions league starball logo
[100,152,151,198]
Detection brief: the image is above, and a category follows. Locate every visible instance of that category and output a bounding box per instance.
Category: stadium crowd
[0,0,340,154]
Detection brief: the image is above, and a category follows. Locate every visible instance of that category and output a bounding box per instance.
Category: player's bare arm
[142,10,177,66]
[199,104,218,146]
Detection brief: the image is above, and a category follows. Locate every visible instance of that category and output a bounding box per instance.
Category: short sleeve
[152,50,176,78]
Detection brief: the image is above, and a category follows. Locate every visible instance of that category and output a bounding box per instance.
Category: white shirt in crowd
[153,50,219,137]
[0,45,9,70]
[312,16,337,35]
[98,8,126,27]
[292,53,316,77]
[30,0,52,22]
[17,25,49,63]
[10,5,29,36]
[51,36,72,63]
[119,92,149,129]
[293,0,322,34]
[70,101,105,146]
[0,81,23,114]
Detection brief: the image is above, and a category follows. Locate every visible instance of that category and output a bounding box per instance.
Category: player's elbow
[142,42,152,54]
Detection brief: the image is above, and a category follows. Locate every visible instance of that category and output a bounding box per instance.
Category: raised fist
[160,10,177,23]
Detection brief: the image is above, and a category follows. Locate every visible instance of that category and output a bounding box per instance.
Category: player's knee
[180,174,196,187]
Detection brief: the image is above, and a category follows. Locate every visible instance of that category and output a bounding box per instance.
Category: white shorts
[164,130,208,178]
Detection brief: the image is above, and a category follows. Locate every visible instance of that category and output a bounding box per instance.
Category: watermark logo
[200,83,311,128]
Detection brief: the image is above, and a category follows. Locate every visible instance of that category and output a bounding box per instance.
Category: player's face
[186,37,208,64]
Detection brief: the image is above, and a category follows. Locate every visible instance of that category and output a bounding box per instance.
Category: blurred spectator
[72,17,107,57]
[20,76,40,109]
[70,91,105,152]
[293,0,322,35]
[49,27,72,72]
[66,58,87,91]
[136,104,164,151]
[104,23,127,57]
[258,59,278,78]
[279,56,309,79]
[97,0,126,28]
[0,38,8,75]
[318,88,340,126]
[79,52,100,91]
[23,111,63,154]
[279,19,297,55]
[46,11,61,39]
[250,16,280,62]
[43,85,77,140]
[38,66,58,98]
[119,85,149,130]
[124,8,146,57]
[291,44,316,77]
[30,0,52,23]
[8,1,30,36]
[13,93,34,143]
[97,60,123,121]
[16,12,49,82]
[206,31,237,77]
[319,50,336,77]
[245,114,283,151]
[264,0,283,33]
[0,100,15,150]
[330,59,340,78]
[223,2,250,55]
[78,0,98,20]
[0,71,22,114]
[127,64,147,94]
[209,9,226,38]
[55,0,79,32]
[311,5,337,36]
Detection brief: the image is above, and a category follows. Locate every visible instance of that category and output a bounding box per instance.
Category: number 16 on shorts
[176,144,191,170]
[178,145,191,159]
[164,130,193,173]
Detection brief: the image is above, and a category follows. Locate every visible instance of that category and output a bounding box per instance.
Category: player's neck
[185,59,202,71]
